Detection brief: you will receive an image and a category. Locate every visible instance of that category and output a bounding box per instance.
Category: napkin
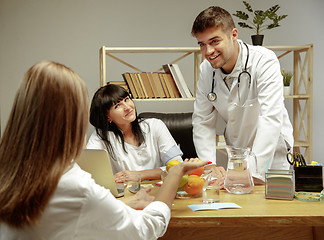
[188,202,242,211]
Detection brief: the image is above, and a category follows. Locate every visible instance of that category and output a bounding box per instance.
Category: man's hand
[205,164,226,188]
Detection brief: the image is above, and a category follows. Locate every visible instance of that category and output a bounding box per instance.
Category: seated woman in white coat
[87,84,183,182]
[0,61,208,240]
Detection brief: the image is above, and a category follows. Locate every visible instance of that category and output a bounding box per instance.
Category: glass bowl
[161,171,203,199]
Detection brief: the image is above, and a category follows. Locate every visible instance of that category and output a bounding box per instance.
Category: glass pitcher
[224,146,256,194]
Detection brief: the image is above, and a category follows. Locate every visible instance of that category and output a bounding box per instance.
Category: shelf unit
[99,44,313,162]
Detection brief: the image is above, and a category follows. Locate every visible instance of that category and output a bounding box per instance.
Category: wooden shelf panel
[294,141,310,148]
[133,98,195,102]
[104,47,200,54]
[284,94,311,99]
[265,44,313,51]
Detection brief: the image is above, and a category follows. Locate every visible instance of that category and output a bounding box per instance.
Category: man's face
[196,26,238,73]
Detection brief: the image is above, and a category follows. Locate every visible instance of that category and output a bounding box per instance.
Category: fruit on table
[183,175,204,196]
[188,166,204,176]
[166,160,181,172]
[178,175,188,189]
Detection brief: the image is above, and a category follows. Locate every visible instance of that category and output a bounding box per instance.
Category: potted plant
[281,69,293,95]
[233,1,288,45]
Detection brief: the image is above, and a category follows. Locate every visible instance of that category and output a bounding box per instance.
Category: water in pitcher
[224,146,255,194]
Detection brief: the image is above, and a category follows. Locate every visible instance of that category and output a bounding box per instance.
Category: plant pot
[284,85,291,96]
[251,35,264,46]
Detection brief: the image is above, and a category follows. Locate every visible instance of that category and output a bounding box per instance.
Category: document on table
[188,203,242,211]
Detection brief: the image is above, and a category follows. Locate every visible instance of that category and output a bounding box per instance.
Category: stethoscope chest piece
[207,92,217,101]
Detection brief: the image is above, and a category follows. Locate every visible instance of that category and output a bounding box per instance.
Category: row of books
[120,64,193,99]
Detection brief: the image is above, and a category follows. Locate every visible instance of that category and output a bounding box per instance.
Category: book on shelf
[163,64,192,98]
[158,73,171,98]
[172,64,192,98]
[139,72,155,98]
[134,73,149,98]
[146,72,160,98]
[163,72,181,98]
[131,73,146,99]
[121,68,187,99]
[122,73,139,99]
[152,72,166,98]
[160,73,174,98]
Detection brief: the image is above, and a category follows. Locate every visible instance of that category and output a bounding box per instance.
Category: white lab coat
[0,164,170,240]
[193,39,294,180]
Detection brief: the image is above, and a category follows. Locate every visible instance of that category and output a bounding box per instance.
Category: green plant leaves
[243,1,253,12]
[233,11,249,20]
[281,69,293,86]
[233,1,287,35]
[238,22,253,29]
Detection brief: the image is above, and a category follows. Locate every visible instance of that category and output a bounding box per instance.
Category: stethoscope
[207,42,251,102]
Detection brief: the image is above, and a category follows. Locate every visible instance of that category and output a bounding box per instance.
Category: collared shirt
[0,164,171,240]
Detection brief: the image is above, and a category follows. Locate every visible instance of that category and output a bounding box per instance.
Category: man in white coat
[191,6,294,182]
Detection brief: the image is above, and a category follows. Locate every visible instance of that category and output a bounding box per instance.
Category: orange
[183,175,204,196]
[189,166,204,176]
[166,160,181,172]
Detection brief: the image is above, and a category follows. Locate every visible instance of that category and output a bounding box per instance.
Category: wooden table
[150,185,324,240]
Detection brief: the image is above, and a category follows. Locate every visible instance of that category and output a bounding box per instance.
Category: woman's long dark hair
[89,84,145,160]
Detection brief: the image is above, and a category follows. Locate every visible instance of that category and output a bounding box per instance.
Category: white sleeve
[86,131,106,150]
[251,49,287,180]
[148,119,183,165]
[77,171,171,240]
[192,72,218,164]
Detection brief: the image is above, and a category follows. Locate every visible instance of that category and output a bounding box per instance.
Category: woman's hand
[115,168,163,182]
[115,170,139,183]
[122,186,155,210]
[155,158,209,208]
[176,158,209,175]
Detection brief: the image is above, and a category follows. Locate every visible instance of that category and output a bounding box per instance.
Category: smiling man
[191,6,294,182]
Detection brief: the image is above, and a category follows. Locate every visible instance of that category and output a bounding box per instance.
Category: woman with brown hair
[0,61,207,239]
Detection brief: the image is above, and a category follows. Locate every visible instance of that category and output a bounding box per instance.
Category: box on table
[265,169,295,200]
[294,165,323,192]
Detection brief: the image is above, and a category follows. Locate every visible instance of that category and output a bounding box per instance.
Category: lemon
[178,175,188,189]
[166,160,181,172]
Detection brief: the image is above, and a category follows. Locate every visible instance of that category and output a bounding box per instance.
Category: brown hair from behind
[191,6,235,37]
[0,61,89,228]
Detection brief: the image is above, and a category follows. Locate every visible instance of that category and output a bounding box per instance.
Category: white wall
[1,0,323,164]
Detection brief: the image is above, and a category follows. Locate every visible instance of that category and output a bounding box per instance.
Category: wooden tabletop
[169,186,324,227]
[140,183,324,227]
[127,182,324,239]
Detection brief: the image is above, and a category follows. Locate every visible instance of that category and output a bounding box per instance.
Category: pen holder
[294,165,323,192]
[265,169,295,200]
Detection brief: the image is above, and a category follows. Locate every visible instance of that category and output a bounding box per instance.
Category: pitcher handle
[248,150,258,175]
